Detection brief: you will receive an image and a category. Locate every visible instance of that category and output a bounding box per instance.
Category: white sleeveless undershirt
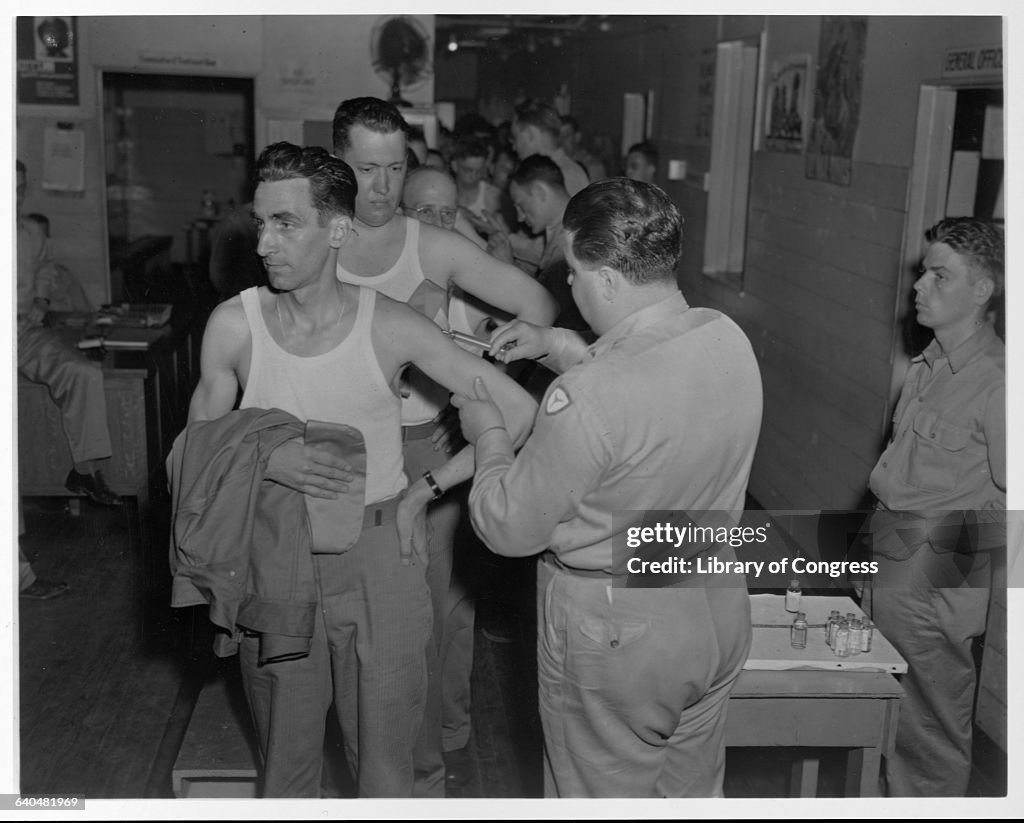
[238,286,406,504]
[336,216,451,426]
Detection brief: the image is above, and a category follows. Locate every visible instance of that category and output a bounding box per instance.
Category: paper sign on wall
[42,126,85,192]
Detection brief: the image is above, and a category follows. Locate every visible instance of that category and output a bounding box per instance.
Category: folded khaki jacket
[303,420,367,553]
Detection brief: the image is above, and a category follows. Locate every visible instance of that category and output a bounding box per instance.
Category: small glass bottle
[826,609,841,647]
[859,618,874,653]
[848,618,863,654]
[790,611,808,649]
[785,579,802,613]
[833,618,851,658]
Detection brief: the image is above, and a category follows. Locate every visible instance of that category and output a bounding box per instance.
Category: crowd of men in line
[17,92,1004,801]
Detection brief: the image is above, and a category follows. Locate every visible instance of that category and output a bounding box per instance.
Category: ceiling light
[447,32,459,52]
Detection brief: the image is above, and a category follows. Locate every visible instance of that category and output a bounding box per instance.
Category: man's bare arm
[188,299,249,422]
[377,299,539,562]
[419,223,558,326]
[187,296,352,498]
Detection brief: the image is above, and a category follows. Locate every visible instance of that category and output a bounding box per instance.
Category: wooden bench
[172,670,260,798]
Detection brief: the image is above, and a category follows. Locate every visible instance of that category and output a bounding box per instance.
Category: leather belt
[362,495,402,529]
[402,421,436,441]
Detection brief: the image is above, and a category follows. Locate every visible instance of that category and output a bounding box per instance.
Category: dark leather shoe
[65,469,123,506]
[443,746,472,790]
[21,578,70,600]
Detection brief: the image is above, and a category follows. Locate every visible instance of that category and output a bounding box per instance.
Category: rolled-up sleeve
[469,381,611,557]
[984,382,1006,492]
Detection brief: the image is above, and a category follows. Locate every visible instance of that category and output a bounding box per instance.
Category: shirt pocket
[906,409,972,493]
[577,618,649,651]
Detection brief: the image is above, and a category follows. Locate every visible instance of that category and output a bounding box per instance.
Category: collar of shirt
[919,322,999,373]
[587,290,690,360]
[542,220,564,257]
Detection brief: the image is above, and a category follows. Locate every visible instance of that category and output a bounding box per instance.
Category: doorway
[102,72,255,304]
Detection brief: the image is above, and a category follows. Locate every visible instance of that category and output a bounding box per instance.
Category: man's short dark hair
[451,136,490,163]
[563,178,683,286]
[628,141,659,169]
[255,142,356,224]
[926,217,1005,300]
[331,97,410,154]
[513,99,563,140]
[508,154,565,192]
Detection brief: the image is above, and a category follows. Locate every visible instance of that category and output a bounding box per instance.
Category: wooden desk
[16,321,191,561]
[726,594,906,797]
[18,366,155,503]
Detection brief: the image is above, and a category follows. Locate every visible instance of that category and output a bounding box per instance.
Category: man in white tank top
[332,97,557,794]
[186,142,537,798]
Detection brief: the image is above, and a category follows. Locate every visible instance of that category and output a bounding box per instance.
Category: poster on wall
[805,16,867,185]
[763,54,811,154]
[16,16,79,106]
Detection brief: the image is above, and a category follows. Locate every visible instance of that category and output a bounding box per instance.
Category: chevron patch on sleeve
[545,386,572,415]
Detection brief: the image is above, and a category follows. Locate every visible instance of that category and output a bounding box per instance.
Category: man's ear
[329,214,353,248]
[597,266,620,302]
[973,275,995,307]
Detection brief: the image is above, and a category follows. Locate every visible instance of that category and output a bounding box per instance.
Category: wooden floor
[15,492,1008,805]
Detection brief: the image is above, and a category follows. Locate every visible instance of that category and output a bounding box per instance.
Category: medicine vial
[790,611,808,649]
[834,618,851,658]
[826,609,841,647]
[849,618,863,654]
[785,579,802,613]
[859,618,874,653]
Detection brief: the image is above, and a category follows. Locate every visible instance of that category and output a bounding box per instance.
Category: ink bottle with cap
[785,579,802,613]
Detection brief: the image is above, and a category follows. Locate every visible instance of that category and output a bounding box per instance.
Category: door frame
[98,69,256,302]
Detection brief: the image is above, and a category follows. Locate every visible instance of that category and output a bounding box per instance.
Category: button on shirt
[869,323,1005,514]
[468,292,764,571]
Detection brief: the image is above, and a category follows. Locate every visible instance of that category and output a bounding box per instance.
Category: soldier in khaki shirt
[453,179,763,797]
[868,217,1005,796]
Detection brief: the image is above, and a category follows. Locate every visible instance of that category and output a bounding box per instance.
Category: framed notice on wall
[17,16,80,106]
[763,54,811,154]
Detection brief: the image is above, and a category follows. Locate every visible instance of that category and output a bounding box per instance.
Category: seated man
[16,160,121,506]
[182,142,537,798]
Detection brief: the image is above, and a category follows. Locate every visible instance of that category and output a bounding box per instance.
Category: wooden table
[726,594,906,797]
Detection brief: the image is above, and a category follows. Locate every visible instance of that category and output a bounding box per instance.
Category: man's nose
[256,227,274,256]
[372,169,389,194]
